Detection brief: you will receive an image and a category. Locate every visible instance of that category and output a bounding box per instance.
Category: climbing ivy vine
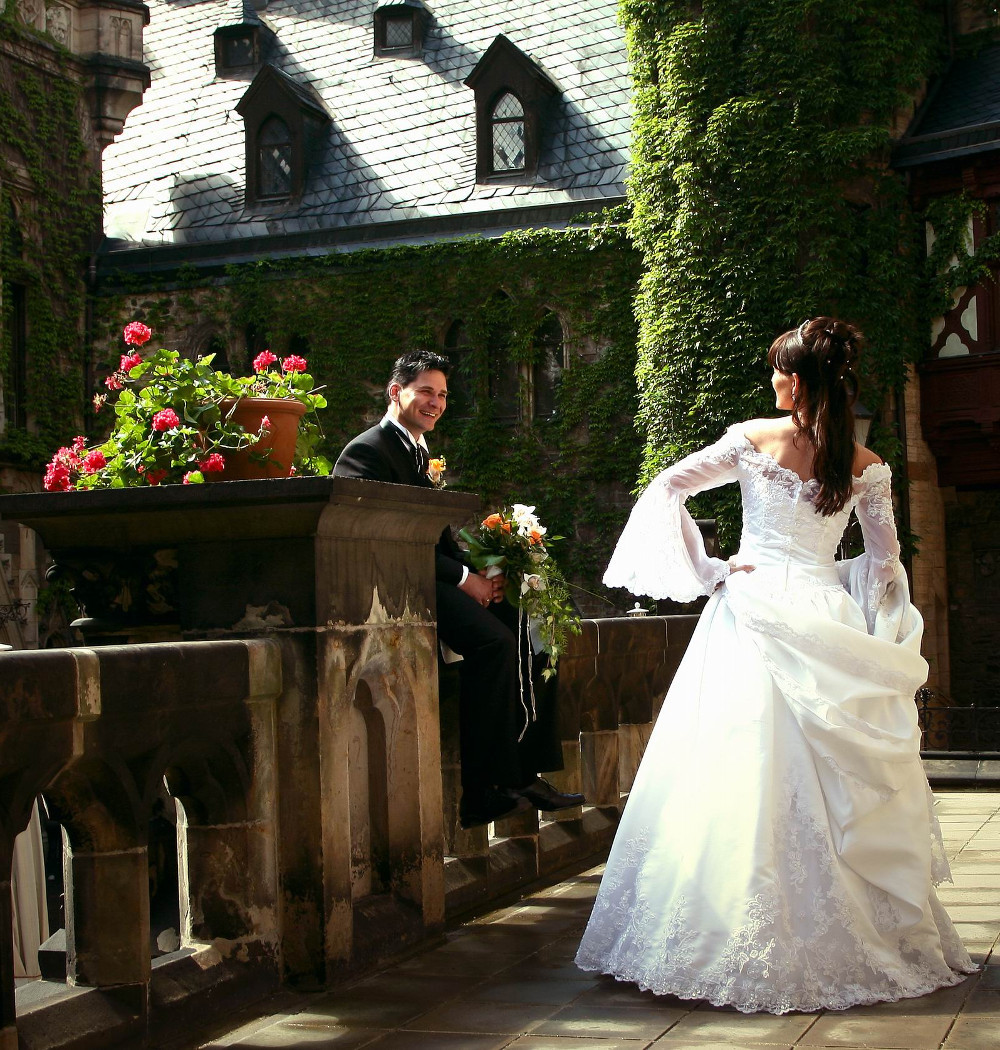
[95,216,642,605]
[0,17,99,468]
[622,0,957,553]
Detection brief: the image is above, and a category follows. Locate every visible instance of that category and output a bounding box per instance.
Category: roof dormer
[214,0,274,77]
[373,0,428,58]
[235,65,330,205]
[464,35,559,182]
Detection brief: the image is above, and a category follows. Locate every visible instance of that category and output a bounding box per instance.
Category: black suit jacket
[333,420,469,585]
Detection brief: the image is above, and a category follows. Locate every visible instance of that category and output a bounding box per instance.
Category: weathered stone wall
[0,479,701,1049]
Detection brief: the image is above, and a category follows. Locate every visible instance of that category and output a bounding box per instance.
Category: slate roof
[893,44,1000,168]
[101,0,630,253]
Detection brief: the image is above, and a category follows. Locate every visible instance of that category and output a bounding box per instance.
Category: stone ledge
[922,754,1000,786]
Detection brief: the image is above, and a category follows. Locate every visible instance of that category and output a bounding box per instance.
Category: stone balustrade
[0,479,698,1049]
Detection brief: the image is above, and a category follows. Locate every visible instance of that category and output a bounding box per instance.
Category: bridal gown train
[575,425,975,1014]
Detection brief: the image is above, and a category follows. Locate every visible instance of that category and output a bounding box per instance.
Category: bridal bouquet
[459,504,580,678]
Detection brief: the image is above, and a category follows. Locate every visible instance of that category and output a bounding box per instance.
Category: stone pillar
[65,846,150,1008]
[904,365,951,693]
[0,854,16,1050]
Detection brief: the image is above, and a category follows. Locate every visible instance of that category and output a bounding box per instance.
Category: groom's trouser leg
[436,583,523,791]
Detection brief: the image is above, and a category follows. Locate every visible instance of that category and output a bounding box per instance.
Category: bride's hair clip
[796,319,810,340]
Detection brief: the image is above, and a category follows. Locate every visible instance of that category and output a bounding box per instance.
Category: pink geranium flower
[281,354,308,373]
[123,322,152,347]
[105,373,124,391]
[253,350,278,373]
[260,415,272,431]
[152,408,181,432]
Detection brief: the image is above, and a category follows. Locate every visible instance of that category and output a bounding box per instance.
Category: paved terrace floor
[201,791,1000,1050]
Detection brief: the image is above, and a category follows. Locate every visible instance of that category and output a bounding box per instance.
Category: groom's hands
[455,567,497,609]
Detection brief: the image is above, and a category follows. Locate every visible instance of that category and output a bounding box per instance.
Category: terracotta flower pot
[218,397,307,479]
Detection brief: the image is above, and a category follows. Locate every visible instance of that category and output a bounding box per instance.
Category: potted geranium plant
[43,323,330,490]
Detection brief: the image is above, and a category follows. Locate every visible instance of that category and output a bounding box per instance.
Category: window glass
[490,92,525,173]
[444,321,475,418]
[532,311,563,420]
[383,13,412,48]
[486,295,519,421]
[223,32,255,68]
[258,116,292,199]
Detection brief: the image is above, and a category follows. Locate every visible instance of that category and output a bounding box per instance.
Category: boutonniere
[427,456,447,488]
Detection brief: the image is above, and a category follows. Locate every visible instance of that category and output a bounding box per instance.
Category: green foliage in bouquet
[459,504,581,677]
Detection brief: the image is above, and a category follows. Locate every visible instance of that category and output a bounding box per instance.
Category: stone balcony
[0,478,698,1050]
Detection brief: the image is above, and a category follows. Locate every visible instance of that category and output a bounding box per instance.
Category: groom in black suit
[334,350,584,828]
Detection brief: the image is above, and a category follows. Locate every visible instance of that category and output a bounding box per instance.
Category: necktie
[415,444,428,478]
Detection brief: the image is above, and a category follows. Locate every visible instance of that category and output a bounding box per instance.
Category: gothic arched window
[490,92,525,174]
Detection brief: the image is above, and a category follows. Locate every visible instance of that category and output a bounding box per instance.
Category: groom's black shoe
[460,787,530,829]
[510,777,586,812]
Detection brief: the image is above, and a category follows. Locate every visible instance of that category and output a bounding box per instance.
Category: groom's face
[390,368,449,438]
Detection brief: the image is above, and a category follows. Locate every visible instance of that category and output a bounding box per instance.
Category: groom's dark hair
[386,350,451,402]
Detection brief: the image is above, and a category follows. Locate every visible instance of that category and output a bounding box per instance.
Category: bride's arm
[848,465,903,631]
[603,428,744,602]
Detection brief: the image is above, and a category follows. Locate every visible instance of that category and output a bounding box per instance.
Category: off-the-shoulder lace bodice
[735,436,892,567]
[604,425,902,617]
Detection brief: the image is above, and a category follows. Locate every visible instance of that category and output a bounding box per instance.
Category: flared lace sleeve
[841,464,903,633]
[603,427,745,602]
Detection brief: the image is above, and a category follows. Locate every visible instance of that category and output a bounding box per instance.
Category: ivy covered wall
[0,16,100,473]
[622,0,951,551]
[96,221,643,610]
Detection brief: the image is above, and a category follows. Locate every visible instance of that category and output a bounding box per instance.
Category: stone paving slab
[200,791,1000,1050]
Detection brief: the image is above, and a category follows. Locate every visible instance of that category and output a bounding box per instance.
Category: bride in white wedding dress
[576,317,975,1014]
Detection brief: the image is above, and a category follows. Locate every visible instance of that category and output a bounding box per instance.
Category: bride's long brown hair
[767,316,863,517]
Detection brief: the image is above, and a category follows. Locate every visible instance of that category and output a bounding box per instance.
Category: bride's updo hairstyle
[768,316,863,517]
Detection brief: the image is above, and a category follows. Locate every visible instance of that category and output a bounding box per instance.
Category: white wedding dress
[575,424,975,1014]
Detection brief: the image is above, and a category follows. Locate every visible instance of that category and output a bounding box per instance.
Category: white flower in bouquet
[521,573,547,595]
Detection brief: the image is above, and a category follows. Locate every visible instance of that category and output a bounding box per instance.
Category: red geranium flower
[198,452,226,473]
[260,415,272,431]
[105,373,124,391]
[82,449,107,473]
[146,468,168,486]
[120,351,143,372]
[281,354,307,373]
[123,322,152,347]
[152,408,180,432]
[253,350,278,373]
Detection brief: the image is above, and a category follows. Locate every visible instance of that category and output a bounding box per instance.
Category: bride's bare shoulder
[853,444,884,474]
[740,416,794,448]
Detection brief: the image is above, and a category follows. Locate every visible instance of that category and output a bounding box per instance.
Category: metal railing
[917,686,1000,755]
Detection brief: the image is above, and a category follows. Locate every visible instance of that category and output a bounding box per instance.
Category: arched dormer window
[465,35,559,182]
[236,65,330,207]
[258,115,293,199]
[490,92,525,174]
